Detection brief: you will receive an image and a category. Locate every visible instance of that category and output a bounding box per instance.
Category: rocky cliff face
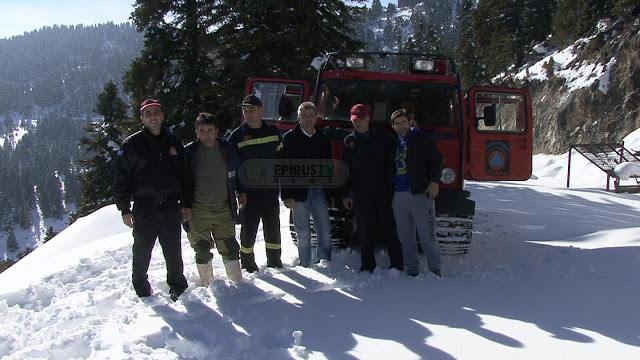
[526,15,639,154]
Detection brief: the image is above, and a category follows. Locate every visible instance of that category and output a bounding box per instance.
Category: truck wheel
[289,208,353,248]
[435,214,473,255]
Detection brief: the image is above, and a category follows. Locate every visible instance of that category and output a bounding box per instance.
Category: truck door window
[251,82,304,122]
[475,92,526,133]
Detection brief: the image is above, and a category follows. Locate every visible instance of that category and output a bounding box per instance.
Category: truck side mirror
[476,104,496,127]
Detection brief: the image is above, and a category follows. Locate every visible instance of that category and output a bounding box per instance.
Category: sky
[1,129,639,359]
[0,0,135,39]
[0,1,397,40]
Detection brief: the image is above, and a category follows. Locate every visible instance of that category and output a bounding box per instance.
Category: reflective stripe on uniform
[237,135,281,149]
[240,245,254,254]
[265,242,281,250]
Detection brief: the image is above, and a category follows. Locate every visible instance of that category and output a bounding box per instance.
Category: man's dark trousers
[131,199,188,296]
[239,191,281,263]
[354,192,404,272]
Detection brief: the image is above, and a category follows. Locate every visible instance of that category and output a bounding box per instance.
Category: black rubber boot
[266,248,283,268]
[240,252,259,273]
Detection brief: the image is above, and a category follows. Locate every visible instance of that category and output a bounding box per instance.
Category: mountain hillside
[0,23,143,260]
[519,15,640,154]
[0,22,143,127]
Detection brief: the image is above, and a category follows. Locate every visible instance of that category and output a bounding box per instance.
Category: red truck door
[245,78,311,131]
[466,87,533,181]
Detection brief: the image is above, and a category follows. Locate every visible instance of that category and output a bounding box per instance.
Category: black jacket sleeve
[339,136,353,200]
[177,140,194,209]
[422,133,443,183]
[114,141,133,215]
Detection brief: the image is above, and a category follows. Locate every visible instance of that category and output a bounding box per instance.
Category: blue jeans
[292,188,332,267]
[392,191,441,275]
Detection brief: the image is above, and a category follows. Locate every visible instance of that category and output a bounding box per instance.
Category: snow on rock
[515,36,617,94]
[532,44,547,54]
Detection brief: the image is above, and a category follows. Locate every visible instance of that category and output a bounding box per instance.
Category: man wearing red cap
[114,99,193,301]
[341,104,404,273]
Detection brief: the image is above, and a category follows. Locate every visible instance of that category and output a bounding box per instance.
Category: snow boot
[224,259,243,282]
[240,252,259,273]
[266,248,283,268]
[197,260,214,287]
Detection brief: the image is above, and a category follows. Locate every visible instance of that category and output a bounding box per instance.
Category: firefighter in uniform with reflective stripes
[227,95,284,272]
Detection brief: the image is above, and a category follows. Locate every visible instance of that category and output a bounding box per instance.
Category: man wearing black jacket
[391,108,443,277]
[114,99,192,301]
[281,102,333,267]
[227,95,284,272]
[341,104,404,273]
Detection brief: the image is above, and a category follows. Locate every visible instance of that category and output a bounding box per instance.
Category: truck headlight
[441,168,456,184]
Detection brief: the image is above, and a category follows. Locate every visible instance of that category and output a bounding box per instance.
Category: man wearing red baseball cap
[340,104,404,273]
[114,99,193,301]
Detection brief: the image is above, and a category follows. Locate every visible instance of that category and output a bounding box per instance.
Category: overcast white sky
[0,1,396,40]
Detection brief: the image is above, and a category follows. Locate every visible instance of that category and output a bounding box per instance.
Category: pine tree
[209,0,365,129]
[382,21,396,50]
[613,0,637,17]
[124,0,219,140]
[520,0,556,49]
[370,0,383,19]
[473,0,526,76]
[6,231,19,253]
[14,203,33,230]
[552,0,582,46]
[36,173,65,219]
[425,24,443,53]
[553,0,614,46]
[73,81,130,220]
[126,1,365,135]
[456,0,488,89]
[579,0,613,35]
[412,17,429,52]
[386,3,398,17]
[44,226,59,243]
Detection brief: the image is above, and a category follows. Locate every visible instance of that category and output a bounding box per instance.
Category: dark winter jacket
[281,124,335,202]
[114,127,193,215]
[227,120,283,196]
[393,128,443,194]
[340,127,396,199]
[184,138,242,223]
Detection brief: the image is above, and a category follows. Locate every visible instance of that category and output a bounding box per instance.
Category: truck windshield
[318,80,459,126]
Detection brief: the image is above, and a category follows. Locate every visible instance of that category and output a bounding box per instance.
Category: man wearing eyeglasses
[114,99,193,301]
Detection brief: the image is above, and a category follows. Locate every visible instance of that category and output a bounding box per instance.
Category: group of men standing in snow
[114,95,443,301]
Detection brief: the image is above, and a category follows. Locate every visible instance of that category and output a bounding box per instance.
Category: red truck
[243,52,532,254]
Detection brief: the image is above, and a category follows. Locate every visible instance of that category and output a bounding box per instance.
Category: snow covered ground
[2,131,640,359]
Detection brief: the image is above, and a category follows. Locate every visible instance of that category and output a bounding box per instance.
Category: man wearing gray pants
[390,109,443,277]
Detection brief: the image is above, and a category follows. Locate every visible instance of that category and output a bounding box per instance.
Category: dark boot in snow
[169,287,185,302]
[241,252,259,273]
[266,248,283,268]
